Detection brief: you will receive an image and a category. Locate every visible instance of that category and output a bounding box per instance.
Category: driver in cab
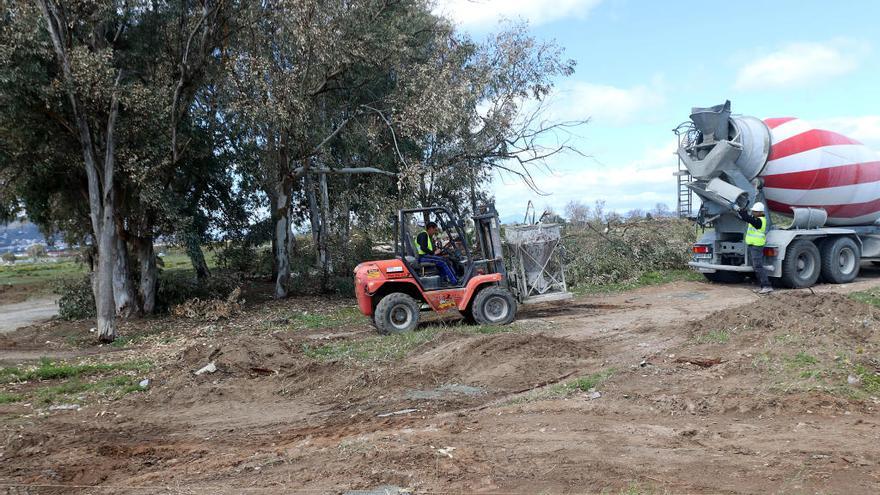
[416,222,458,286]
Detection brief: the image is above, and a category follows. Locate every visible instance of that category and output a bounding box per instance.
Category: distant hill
[0,221,48,253]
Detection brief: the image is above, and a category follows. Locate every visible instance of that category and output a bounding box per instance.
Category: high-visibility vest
[415,230,433,255]
[745,217,767,247]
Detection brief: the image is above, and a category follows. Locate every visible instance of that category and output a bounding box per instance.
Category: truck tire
[781,240,821,288]
[472,287,517,326]
[702,271,746,284]
[374,293,420,334]
[820,236,860,284]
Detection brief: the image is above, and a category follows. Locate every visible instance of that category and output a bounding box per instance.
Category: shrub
[1,251,15,264]
[215,242,272,277]
[55,271,241,320]
[56,276,97,320]
[155,271,240,313]
[562,218,697,288]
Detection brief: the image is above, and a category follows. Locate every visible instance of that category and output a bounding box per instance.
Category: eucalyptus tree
[0,0,237,338]
[223,0,443,298]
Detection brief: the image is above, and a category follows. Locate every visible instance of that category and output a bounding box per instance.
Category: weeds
[0,392,22,404]
[547,369,615,397]
[287,306,365,330]
[303,328,440,362]
[302,322,521,362]
[851,364,880,394]
[848,288,880,308]
[34,375,147,404]
[573,269,702,295]
[694,329,730,344]
[785,352,818,369]
[0,359,153,383]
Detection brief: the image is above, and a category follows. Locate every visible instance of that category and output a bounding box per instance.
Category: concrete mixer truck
[679,100,880,288]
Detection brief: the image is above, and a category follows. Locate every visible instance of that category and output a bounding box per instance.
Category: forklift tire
[459,307,478,325]
[819,236,860,284]
[780,239,821,288]
[702,271,746,284]
[374,293,420,334]
[472,287,517,326]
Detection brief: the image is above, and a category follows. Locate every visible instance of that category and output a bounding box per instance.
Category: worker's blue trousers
[418,255,458,285]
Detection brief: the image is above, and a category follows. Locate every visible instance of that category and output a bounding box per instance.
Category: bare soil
[1,274,880,494]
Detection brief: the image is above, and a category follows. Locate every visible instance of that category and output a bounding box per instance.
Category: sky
[435,0,880,221]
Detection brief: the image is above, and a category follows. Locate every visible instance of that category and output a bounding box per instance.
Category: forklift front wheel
[473,287,517,326]
[374,293,421,334]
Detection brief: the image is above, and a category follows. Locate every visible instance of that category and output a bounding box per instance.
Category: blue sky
[436,0,880,219]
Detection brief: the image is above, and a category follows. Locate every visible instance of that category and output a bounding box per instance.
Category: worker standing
[739,202,773,294]
[415,222,458,286]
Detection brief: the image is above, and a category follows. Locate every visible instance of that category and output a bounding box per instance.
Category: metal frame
[504,224,572,304]
[673,122,695,219]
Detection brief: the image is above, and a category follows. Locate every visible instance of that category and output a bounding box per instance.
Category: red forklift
[354,204,517,334]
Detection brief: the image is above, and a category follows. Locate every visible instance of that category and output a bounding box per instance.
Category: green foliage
[548,369,615,396]
[852,364,880,394]
[563,218,698,289]
[785,351,819,368]
[0,259,83,286]
[56,276,96,320]
[34,375,146,405]
[1,252,15,264]
[302,330,439,362]
[215,243,272,278]
[0,392,22,404]
[849,288,880,308]
[0,358,152,382]
[155,272,240,313]
[695,330,730,344]
[284,307,365,331]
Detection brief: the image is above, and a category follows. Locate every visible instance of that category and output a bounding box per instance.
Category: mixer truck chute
[677,100,880,288]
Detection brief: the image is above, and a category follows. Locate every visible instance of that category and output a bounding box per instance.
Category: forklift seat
[404,235,439,276]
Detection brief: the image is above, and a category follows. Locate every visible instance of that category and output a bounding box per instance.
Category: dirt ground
[1,270,880,494]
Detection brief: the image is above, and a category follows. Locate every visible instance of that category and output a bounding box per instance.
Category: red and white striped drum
[761,117,880,226]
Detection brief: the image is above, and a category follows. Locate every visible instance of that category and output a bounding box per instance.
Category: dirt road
[2,274,880,494]
[0,297,57,334]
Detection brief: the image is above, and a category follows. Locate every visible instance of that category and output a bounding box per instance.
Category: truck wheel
[374,293,420,334]
[472,287,517,326]
[703,271,746,284]
[781,240,821,288]
[820,236,860,284]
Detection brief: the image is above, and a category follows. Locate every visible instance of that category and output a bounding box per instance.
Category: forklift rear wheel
[472,287,517,326]
[374,293,420,334]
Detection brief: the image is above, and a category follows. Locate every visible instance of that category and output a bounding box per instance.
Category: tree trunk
[136,236,158,314]
[272,180,291,299]
[38,0,119,342]
[185,229,210,281]
[96,213,118,341]
[113,236,137,317]
[319,171,332,278]
[305,171,322,267]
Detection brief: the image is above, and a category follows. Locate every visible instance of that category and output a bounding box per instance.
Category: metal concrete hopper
[504,223,573,304]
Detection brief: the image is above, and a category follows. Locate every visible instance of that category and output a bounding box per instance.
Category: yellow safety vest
[415,230,433,255]
[745,217,767,247]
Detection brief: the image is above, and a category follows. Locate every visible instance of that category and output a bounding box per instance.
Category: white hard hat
[751,202,765,212]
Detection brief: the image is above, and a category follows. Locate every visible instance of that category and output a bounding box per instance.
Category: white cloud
[491,142,680,220]
[814,116,880,150]
[734,39,868,91]
[436,0,602,29]
[550,79,666,125]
